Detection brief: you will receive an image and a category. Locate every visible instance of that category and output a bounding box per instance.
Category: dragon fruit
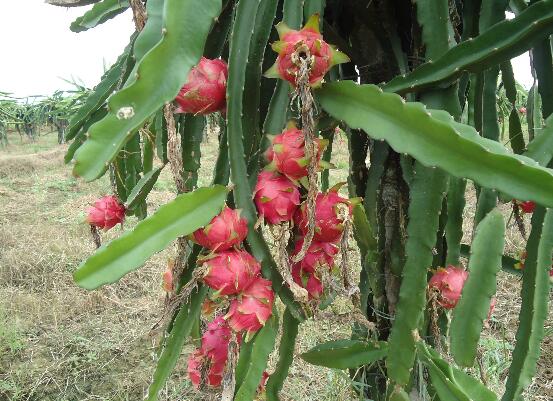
[291,264,324,299]
[291,239,338,273]
[187,317,233,389]
[428,266,469,309]
[86,195,125,230]
[201,316,232,362]
[187,348,226,388]
[175,57,228,115]
[269,125,325,181]
[515,249,553,282]
[515,200,536,214]
[254,171,300,224]
[295,189,352,243]
[225,277,274,337]
[200,250,261,296]
[265,14,349,86]
[192,206,248,251]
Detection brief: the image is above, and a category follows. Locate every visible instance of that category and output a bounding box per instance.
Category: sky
[0,2,535,99]
[0,1,134,98]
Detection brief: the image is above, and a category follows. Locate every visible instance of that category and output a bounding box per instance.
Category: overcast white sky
[0,1,134,98]
[0,2,535,98]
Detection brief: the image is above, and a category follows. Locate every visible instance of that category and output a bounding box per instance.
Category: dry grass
[0,130,551,400]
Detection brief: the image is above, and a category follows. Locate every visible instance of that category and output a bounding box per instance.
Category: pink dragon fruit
[291,263,324,299]
[291,239,338,273]
[192,206,248,251]
[225,277,274,337]
[265,14,349,86]
[519,106,527,114]
[269,125,325,181]
[86,195,126,230]
[200,250,261,296]
[175,57,228,115]
[515,200,536,214]
[254,171,300,224]
[295,189,352,243]
[428,266,469,309]
[187,348,226,388]
[201,316,232,362]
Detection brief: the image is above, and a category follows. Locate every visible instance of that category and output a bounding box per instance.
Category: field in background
[0,130,551,400]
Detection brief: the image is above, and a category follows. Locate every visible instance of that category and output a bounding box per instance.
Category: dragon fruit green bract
[264,14,349,86]
[175,57,228,115]
[192,206,248,251]
[269,124,324,181]
[254,171,300,225]
[428,266,469,309]
[86,195,125,230]
[225,277,274,337]
[200,250,261,296]
[295,189,351,243]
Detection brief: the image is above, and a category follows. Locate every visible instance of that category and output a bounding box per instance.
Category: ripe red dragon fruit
[200,250,261,296]
[292,263,324,299]
[175,57,228,115]
[515,200,536,214]
[428,266,468,309]
[201,316,232,362]
[187,348,226,388]
[295,188,352,243]
[225,277,274,337]
[265,14,349,86]
[86,195,125,230]
[192,206,248,251]
[269,124,325,181]
[291,239,338,273]
[254,171,300,224]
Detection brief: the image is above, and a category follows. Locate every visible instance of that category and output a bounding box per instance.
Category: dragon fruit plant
[63,0,553,400]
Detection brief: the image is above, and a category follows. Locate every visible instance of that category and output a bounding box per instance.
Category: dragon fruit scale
[295,188,352,243]
[86,195,126,230]
[175,57,228,115]
[200,250,261,296]
[254,171,300,225]
[225,277,274,337]
[191,206,248,252]
[265,14,349,86]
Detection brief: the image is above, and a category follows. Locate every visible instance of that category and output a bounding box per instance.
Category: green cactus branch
[383,0,553,94]
[70,0,129,33]
[317,81,553,208]
[450,209,505,367]
[72,0,221,181]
